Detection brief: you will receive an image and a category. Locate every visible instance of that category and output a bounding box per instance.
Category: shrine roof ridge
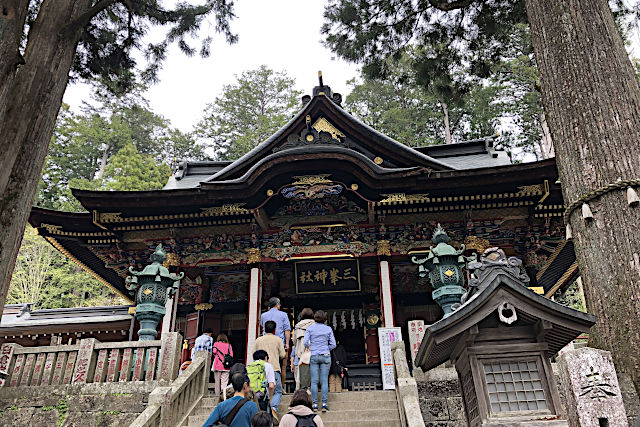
[203,93,456,183]
[415,267,596,371]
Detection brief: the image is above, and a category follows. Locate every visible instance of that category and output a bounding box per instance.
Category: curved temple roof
[28,79,560,299]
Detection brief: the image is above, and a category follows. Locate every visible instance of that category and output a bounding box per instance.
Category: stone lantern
[126,244,184,341]
[412,224,472,317]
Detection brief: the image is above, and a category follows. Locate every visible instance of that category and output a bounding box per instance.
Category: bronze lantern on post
[126,244,184,341]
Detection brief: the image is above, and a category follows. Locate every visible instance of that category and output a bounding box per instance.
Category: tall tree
[195,65,302,160]
[39,98,207,211]
[0,1,236,312]
[7,226,119,309]
[324,0,640,391]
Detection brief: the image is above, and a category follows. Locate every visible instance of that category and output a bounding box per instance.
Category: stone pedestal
[557,347,628,427]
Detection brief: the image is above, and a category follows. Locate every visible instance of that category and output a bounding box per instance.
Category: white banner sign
[378,327,402,390]
[407,320,426,365]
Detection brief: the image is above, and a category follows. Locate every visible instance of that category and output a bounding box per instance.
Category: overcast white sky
[63,0,360,132]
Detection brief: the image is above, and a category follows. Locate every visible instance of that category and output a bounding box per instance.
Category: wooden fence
[0,332,183,387]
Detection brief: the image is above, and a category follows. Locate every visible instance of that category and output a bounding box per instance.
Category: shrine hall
[28,78,576,383]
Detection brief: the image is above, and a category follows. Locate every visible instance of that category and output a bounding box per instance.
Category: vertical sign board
[407,320,426,365]
[378,327,402,390]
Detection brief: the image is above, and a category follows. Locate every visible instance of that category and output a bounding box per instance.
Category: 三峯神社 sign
[294,259,360,294]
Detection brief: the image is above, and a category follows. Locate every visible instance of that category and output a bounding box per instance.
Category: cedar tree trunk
[0,0,92,310]
[524,0,640,391]
[0,1,29,122]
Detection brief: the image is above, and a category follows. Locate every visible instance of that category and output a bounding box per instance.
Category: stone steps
[184,391,401,426]
[194,399,398,415]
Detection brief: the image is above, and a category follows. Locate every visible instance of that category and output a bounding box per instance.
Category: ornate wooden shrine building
[29,79,574,366]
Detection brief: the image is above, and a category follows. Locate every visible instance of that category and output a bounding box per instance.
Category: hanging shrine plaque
[294,259,361,294]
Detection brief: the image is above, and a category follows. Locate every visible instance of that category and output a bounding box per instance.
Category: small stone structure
[415,367,466,426]
[557,347,628,427]
[415,248,596,426]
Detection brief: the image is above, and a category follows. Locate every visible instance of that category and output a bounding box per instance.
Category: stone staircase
[183,391,402,426]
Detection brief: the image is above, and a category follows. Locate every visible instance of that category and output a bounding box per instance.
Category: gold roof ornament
[291,174,333,186]
[312,117,346,141]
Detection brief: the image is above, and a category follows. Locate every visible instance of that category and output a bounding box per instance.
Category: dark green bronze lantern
[412,224,472,318]
[126,244,184,341]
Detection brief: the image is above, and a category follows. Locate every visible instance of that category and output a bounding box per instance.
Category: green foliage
[96,142,171,192]
[323,0,638,158]
[555,280,587,313]
[56,399,68,427]
[195,65,302,160]
[345,45,538,157]
[7,227,122,309]
[39,93,207,211]
[69,1,237,95]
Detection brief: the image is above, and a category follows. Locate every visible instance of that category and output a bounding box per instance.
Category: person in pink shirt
[212,333,234,396]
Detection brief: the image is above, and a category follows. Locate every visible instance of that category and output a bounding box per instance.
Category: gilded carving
[516,183,545,195]
[194,303,213,311]
[246,248,261,264]
[40,223,63,234]
[291,175,332,186]
[377,240,391,256]
[464,236,491,253]
[100,212,123,222]
[201,204,247,215]
[163,253,181,267]
[379,193,430,204]
[312,117,346,141]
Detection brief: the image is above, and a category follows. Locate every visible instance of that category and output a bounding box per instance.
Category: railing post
[159,332,182,381]
[391,342,425,427]
[0,343,16,387]
[193,351,210,395]
[72,338,97,383]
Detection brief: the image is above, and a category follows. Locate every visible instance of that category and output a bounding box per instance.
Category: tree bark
[524,0,640,392]
[0,0,30,124]
[0,0,91,310]
[538,111,553,159]
[441,101,452,144]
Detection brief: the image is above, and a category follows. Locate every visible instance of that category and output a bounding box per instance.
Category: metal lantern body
[412,224,469,317]
[126,245,184,340]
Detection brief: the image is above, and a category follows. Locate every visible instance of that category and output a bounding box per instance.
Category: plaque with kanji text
[294,259,361,294]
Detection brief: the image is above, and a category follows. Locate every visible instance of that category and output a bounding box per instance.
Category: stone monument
[557,347,628,427]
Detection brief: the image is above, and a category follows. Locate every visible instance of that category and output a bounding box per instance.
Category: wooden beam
[253,208,270,231]
[535,319,553,342]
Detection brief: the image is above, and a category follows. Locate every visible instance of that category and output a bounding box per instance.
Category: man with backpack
[253,320,286,413]
[203,372,258,427]
[247,350,276,412]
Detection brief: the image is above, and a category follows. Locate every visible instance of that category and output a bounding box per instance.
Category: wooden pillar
[245,249,262,364]
[377,241,394,327]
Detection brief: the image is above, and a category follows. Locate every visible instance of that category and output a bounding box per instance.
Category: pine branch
[427,0,475,12]
[64,0,118,34]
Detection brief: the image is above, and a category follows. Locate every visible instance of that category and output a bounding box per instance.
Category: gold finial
[306,115,311,124]
[318,71,324,86]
